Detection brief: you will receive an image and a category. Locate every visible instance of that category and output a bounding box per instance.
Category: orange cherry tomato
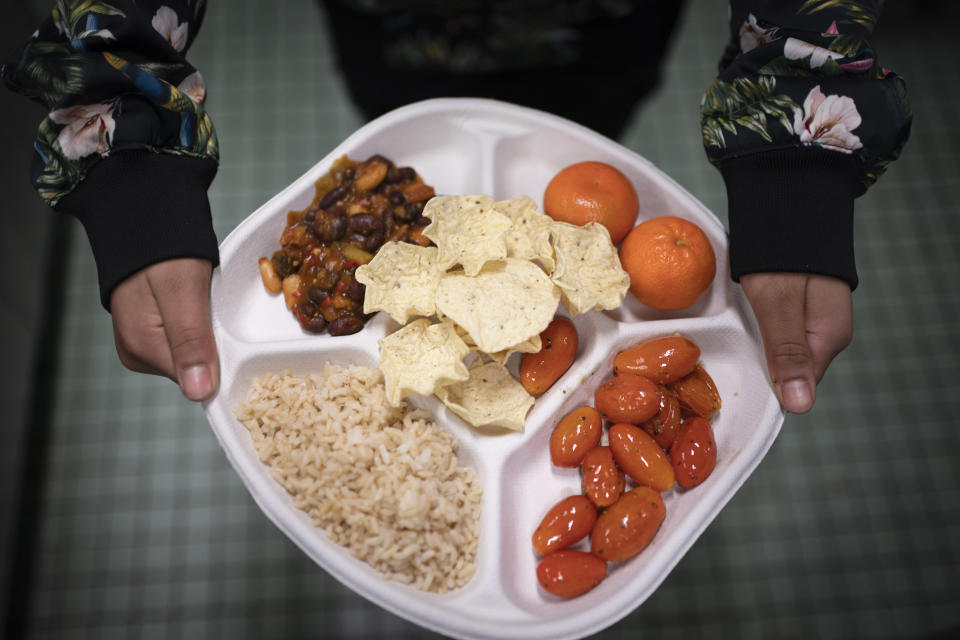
[520,316,579,395]
[670,364,721,419]
[613,336,701,384]
[608,423,675,491]
[591,486,666,562]
[593,375,660,424]
[640,387,682,450]
[536,550,607,598]
[670,416,717,488]
[532,495,597,556]
[581,446,625,508]
[550,405,603,468]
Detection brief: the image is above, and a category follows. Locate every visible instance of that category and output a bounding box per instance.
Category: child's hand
[109,258,220,401]
[740,273,853,414]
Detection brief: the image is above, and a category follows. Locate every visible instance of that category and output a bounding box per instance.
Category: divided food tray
[204,98,784,640]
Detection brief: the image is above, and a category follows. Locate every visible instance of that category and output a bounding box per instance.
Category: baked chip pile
[355,194,629,431]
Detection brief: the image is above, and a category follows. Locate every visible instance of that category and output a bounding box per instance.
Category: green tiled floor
[11,1,960,639]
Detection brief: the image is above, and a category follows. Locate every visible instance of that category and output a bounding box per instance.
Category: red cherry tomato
[670,416,717,488]
[550,405,603,468]
[532,495,597,556]
[537,550,607,598]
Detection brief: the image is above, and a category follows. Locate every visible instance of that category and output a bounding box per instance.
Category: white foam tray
[204,98,784,640]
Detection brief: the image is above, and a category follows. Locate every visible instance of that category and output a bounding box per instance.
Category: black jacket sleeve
[2,0,219,309]
[702,0,911,289]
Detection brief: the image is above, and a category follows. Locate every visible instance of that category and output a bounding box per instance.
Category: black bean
[396,202,421,222]
[318,185,347,209]
[366,153,392,167]
[303,315,327,333]
[395,167,416,182]
[327,313,364,336]
[363,230,385,253]
[388,190,406,206]
[303,208,317,223]
[414,215,431,227]
[348,212,384,236]
[272,252,296,279]
[299,300,318,317]
[383,166,402,184]
[346,279,365,302]
[307,287,328,305]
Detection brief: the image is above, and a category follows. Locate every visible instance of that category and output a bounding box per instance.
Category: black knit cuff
[720,147,863,290]
[56,150,219,310]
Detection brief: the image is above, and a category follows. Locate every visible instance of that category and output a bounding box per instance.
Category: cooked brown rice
[233,363,482,593]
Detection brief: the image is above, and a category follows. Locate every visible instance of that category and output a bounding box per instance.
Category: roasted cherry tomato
[550,406,603,468]
[520,316,579,395]
[670,416,717,488]
[593,375,660,424]
[591,486,666,562]
[640,387,683,450]
[581,446,625,508]
[613,336,701,384]
[608,423,675,491]
[532,495,597,556]
[536,550,607,598]
[670,364,721,418]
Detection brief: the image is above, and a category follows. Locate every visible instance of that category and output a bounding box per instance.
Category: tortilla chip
[435,361,534,431]
[435,258,560,354]
[493,196,556,273]
[549,221,630,315]
[378,318,470,406]
[355,242,443,323]
[422,195,512,275]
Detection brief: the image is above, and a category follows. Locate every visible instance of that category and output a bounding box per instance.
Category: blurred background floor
[2,1,959,638]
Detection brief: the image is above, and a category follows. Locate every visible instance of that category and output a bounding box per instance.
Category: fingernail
[180,365,213,401]
[780,379,813,414]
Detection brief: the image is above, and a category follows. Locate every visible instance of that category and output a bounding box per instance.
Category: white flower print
[739,13,777,53]
[784,37,844,69]
[178,71,206,104]
[152,6,187,51]
[792,85,863,153]
[49,103,117,160]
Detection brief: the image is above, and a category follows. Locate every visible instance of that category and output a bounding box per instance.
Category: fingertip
[778,379,814,414]
[179,364,216,401]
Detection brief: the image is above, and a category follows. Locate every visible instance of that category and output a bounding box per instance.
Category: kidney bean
[327,313,364,336]
[347,212,384,236]
[414,215,431,227]
[346,279,365,303]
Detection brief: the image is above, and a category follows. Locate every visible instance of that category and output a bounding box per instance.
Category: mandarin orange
[543,161,638,245]
[619,216,716,310]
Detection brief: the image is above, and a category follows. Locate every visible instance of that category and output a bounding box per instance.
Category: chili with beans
[258,154,435,335]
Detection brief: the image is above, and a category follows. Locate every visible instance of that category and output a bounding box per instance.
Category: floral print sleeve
[2,0,219,309]
[702,0,911,289]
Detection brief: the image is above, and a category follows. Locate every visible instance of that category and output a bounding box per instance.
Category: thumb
[740,273,817,414]
[147,258,220,401]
